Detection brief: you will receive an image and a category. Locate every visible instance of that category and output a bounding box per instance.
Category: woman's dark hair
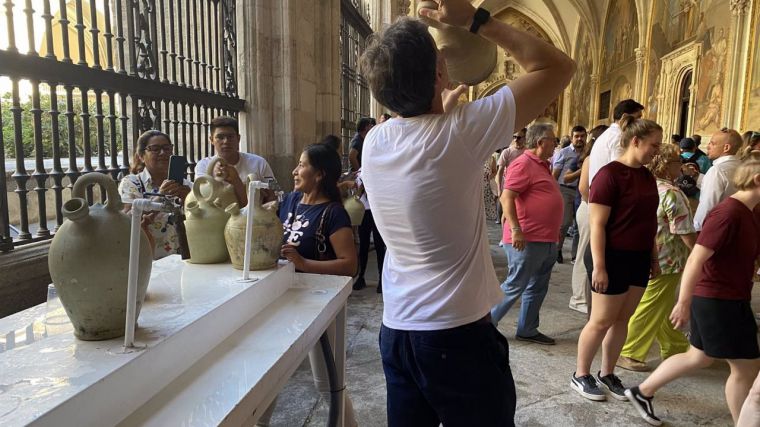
[320,134,341,152]
[360,17,437,118]
[131,130,171,174]
[303,144,342,203]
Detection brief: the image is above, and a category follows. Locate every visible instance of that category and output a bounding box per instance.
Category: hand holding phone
[168,155,186,184]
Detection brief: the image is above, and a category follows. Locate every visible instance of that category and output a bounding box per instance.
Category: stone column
[236,1,342,190]
[589,74,600,125]
[634,47,646,101]
[726,0,751,128]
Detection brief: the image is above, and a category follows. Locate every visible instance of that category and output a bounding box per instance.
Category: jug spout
[186,201,202,217]
[62,198,90,222]
[225,202,241,216]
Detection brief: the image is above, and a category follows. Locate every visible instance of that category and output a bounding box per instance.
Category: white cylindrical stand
[242,182,256,280]
[124,199,164,349]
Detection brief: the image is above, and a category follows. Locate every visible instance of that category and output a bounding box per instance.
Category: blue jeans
[379,318,516,427]
[491,242,557,336]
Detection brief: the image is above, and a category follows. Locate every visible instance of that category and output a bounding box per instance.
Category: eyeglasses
[213,133,238,142]
[144,144,173,154]
[512,135,522,140]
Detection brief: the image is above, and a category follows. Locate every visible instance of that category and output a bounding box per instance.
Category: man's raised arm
[420,1,575,129]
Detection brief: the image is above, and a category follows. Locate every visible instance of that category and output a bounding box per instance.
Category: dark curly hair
[360,17,437,118]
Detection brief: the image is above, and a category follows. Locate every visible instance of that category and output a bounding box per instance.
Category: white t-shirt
[588,123,623,186]
[362,86,516,331]
[195,152,274,183]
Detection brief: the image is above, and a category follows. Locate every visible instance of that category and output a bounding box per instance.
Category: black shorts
[584,246,651,295]
[690,296,760,359]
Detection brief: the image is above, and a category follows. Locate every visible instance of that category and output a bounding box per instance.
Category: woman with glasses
[119,130,191,260]
[617,144,695,373]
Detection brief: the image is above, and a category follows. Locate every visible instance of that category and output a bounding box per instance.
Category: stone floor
[269,222,743,426]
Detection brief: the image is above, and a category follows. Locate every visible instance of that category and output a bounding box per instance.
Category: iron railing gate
[0,0,244,252]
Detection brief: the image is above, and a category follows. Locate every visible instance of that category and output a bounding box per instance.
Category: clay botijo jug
[184,157,237,212]
[343,194,365,227]
[184,176,230,263]
[48,172,153,341]
[224,186,283,270]
[417,0,497,85]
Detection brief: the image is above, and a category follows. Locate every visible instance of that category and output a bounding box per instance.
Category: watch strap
[469,7,490,34]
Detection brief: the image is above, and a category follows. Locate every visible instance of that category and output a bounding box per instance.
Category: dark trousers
[379,317,516,427]
[358,210,385,283]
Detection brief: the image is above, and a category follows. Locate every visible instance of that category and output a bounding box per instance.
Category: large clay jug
[343,195,365,226]
[184,176,230,263]
[48,172,153,341]
[184,157,237,212]
[224,187,283,270]
[417,0,497,85]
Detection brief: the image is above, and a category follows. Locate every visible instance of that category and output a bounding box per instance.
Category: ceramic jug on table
[224,178,283,270]
[417,0,498,85]
[48,172,153,341]
[184,157,237,212]
[184,176,230,263]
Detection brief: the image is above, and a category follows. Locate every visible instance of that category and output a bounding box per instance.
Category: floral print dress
[654,178,696,274]
[118,169,192,260]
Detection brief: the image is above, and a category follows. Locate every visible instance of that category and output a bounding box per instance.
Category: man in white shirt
[359,1,575,425]
[195,116,275,206]
[692,127,743,231]
[588,99,645,186]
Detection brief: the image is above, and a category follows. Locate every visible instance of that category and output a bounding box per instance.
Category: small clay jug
[48,172,153,341]
[343,194,365,226]
[184,176,230,263]
[184,157,237,211]
[417,0,497,85]
[224,186,283,270]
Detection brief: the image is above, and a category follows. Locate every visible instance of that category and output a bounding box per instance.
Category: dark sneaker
[352,277,366,290]
[515,332,555,345]
[597,371,628,401]
[625,387,662,426]
[557,250,564,264]
[571,373,606,401]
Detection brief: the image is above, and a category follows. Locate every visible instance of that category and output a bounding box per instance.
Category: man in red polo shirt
[492,123,564,344]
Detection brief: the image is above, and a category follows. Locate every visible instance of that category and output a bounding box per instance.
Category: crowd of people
[117,1,760,425]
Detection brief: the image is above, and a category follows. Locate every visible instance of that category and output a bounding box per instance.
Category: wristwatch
[510,226,521,232]
[469,7,490,34]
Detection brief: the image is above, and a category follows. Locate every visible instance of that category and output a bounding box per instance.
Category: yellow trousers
[621,272,689,361]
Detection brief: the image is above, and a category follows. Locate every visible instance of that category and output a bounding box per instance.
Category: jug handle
[207,157,228,180]
[71,172,124,212]
[192,175,220,204]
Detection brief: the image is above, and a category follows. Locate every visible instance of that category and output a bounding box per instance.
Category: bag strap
[314,203,335,260]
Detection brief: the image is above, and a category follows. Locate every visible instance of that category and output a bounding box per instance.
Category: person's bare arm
[442,84,468,112]
[496,164,506,195]
[500,189,525,251]
[579,159,590,202]
[419,1,574,129]
[552,168,561,180]
[679,233,697,250]
[564,169,582,183]
[670,244,714,329]
[588,203,611,293]
[281,227,358,276]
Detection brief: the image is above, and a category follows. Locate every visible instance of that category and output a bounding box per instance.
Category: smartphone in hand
[168,155,186,184]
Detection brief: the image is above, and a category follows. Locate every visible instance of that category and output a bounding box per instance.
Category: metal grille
[0,0,243,252]
[339,0,371,169]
